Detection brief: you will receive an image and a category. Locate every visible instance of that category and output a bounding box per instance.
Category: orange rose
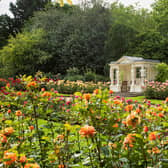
[20,155,27,163]
[3,151,17,165]
[41,88,45,92]
[58,165,65,168]
[125,104,133,112]
[0,134,7,143]
[4,127,14,136]
[83,94,91,101]
[24,163,40,168]
[79,125,96,138]
[29,126,34,131]
[15,110,22,116]
[113,99,121,105]
[41,92,51,97]
[165,97,168,102]
[27,81,37,88]
[158,113,164,118]
[109,90,113,94]
[7,109,11,114]
[149,132,157,141]
[143,126,148,133]
[16,92,22,96]
[93,89,99,94]
[126,114,140,127]
[112,123,119,128]
[123,134,136,149]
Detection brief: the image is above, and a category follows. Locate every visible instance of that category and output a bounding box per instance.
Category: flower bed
[144,80,168,99]
[0,76,168,167]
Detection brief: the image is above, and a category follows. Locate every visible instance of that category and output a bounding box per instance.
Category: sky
[0,0,155,16]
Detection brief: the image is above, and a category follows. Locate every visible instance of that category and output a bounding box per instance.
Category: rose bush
[0,76,167,167]
[144,80,168,99]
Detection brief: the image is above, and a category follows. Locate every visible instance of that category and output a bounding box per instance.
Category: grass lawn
[126,96,164,104]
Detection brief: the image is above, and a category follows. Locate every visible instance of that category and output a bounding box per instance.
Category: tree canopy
[0,0,167,77]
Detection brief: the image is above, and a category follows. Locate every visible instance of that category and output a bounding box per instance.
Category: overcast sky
[0,0,155,16]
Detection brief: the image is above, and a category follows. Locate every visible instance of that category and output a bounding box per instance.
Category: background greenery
[0,0,167,79]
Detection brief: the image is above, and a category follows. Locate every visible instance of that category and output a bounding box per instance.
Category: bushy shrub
[144,80,168,99]
[84,70,108,82]
[155,63,168,82]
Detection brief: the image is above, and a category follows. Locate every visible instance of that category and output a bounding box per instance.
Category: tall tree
[0,15,14,49]
[152,0,168,35]
[9,0,51,32]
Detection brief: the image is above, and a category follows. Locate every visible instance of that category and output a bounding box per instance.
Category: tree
[127,30,168,63]
[9,0,51,33]
[25,3,110,75]
[0,29,51,77]
[0,15,15,49]
[152,0,168,35]
[155,63,168,82]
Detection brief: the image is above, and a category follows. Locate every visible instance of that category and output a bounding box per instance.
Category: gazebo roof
[110,56,160,64]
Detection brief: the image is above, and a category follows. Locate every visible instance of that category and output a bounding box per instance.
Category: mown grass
[126,96,164,104]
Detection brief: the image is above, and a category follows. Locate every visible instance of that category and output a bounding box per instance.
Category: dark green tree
[9,0,51,32]
[25,3,110,75]
[0,15,15,49]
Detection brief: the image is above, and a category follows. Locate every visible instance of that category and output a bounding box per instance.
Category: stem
[32,99,45,167]
[86,137,94,168]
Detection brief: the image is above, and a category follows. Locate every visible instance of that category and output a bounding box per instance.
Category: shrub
[155,63,168,82]
[144,80,168,99]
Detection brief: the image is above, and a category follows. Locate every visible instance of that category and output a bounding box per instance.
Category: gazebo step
[114,92,143,97]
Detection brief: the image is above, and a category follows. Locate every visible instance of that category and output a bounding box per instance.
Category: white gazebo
[109,56,160,92]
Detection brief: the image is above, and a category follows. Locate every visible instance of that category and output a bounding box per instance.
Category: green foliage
[0,15,14,49]
[0,75,168,167]
[25,2,110,75]
[144,80,168,99]
[152,0,168,35]
[9,0,51,32]
[155,63,168,82]
[127,31,168,63]
[0,29,51,77]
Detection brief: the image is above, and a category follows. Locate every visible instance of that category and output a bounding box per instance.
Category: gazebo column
[110,66,114,89]
[116,67,120,92]
[130,65,135,92]
[140,66,145,87]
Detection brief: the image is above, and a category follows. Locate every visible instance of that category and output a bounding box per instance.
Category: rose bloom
[56,134,64,141]
[143,126,148,133]
[24,163,40,168]
[149,132,157,141]
[29,126,34,131]
[165,97,168,102]
[126,114,140,128]
[109,90,113,94]
[41,92,51,97]
[4,127,14,136]
[125,104,133,112]
[58,165,65,168]
[83,94,91,101]
[113,99,121,105]
[3,151,17,165]
[20,155,27,163]
[112,123,119,128]
[79,125,96,138]
[93,89,99,94]
[123,134,136,149]
[7,109,11,114]
[15,110,22,116]
[16,92,22,96]
[41,88,45,92]
[27,81,37,88]
[0,134,7,143]
[158,113,164,118]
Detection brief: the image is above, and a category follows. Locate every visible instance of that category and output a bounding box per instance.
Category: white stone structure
[109,56,160,92]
